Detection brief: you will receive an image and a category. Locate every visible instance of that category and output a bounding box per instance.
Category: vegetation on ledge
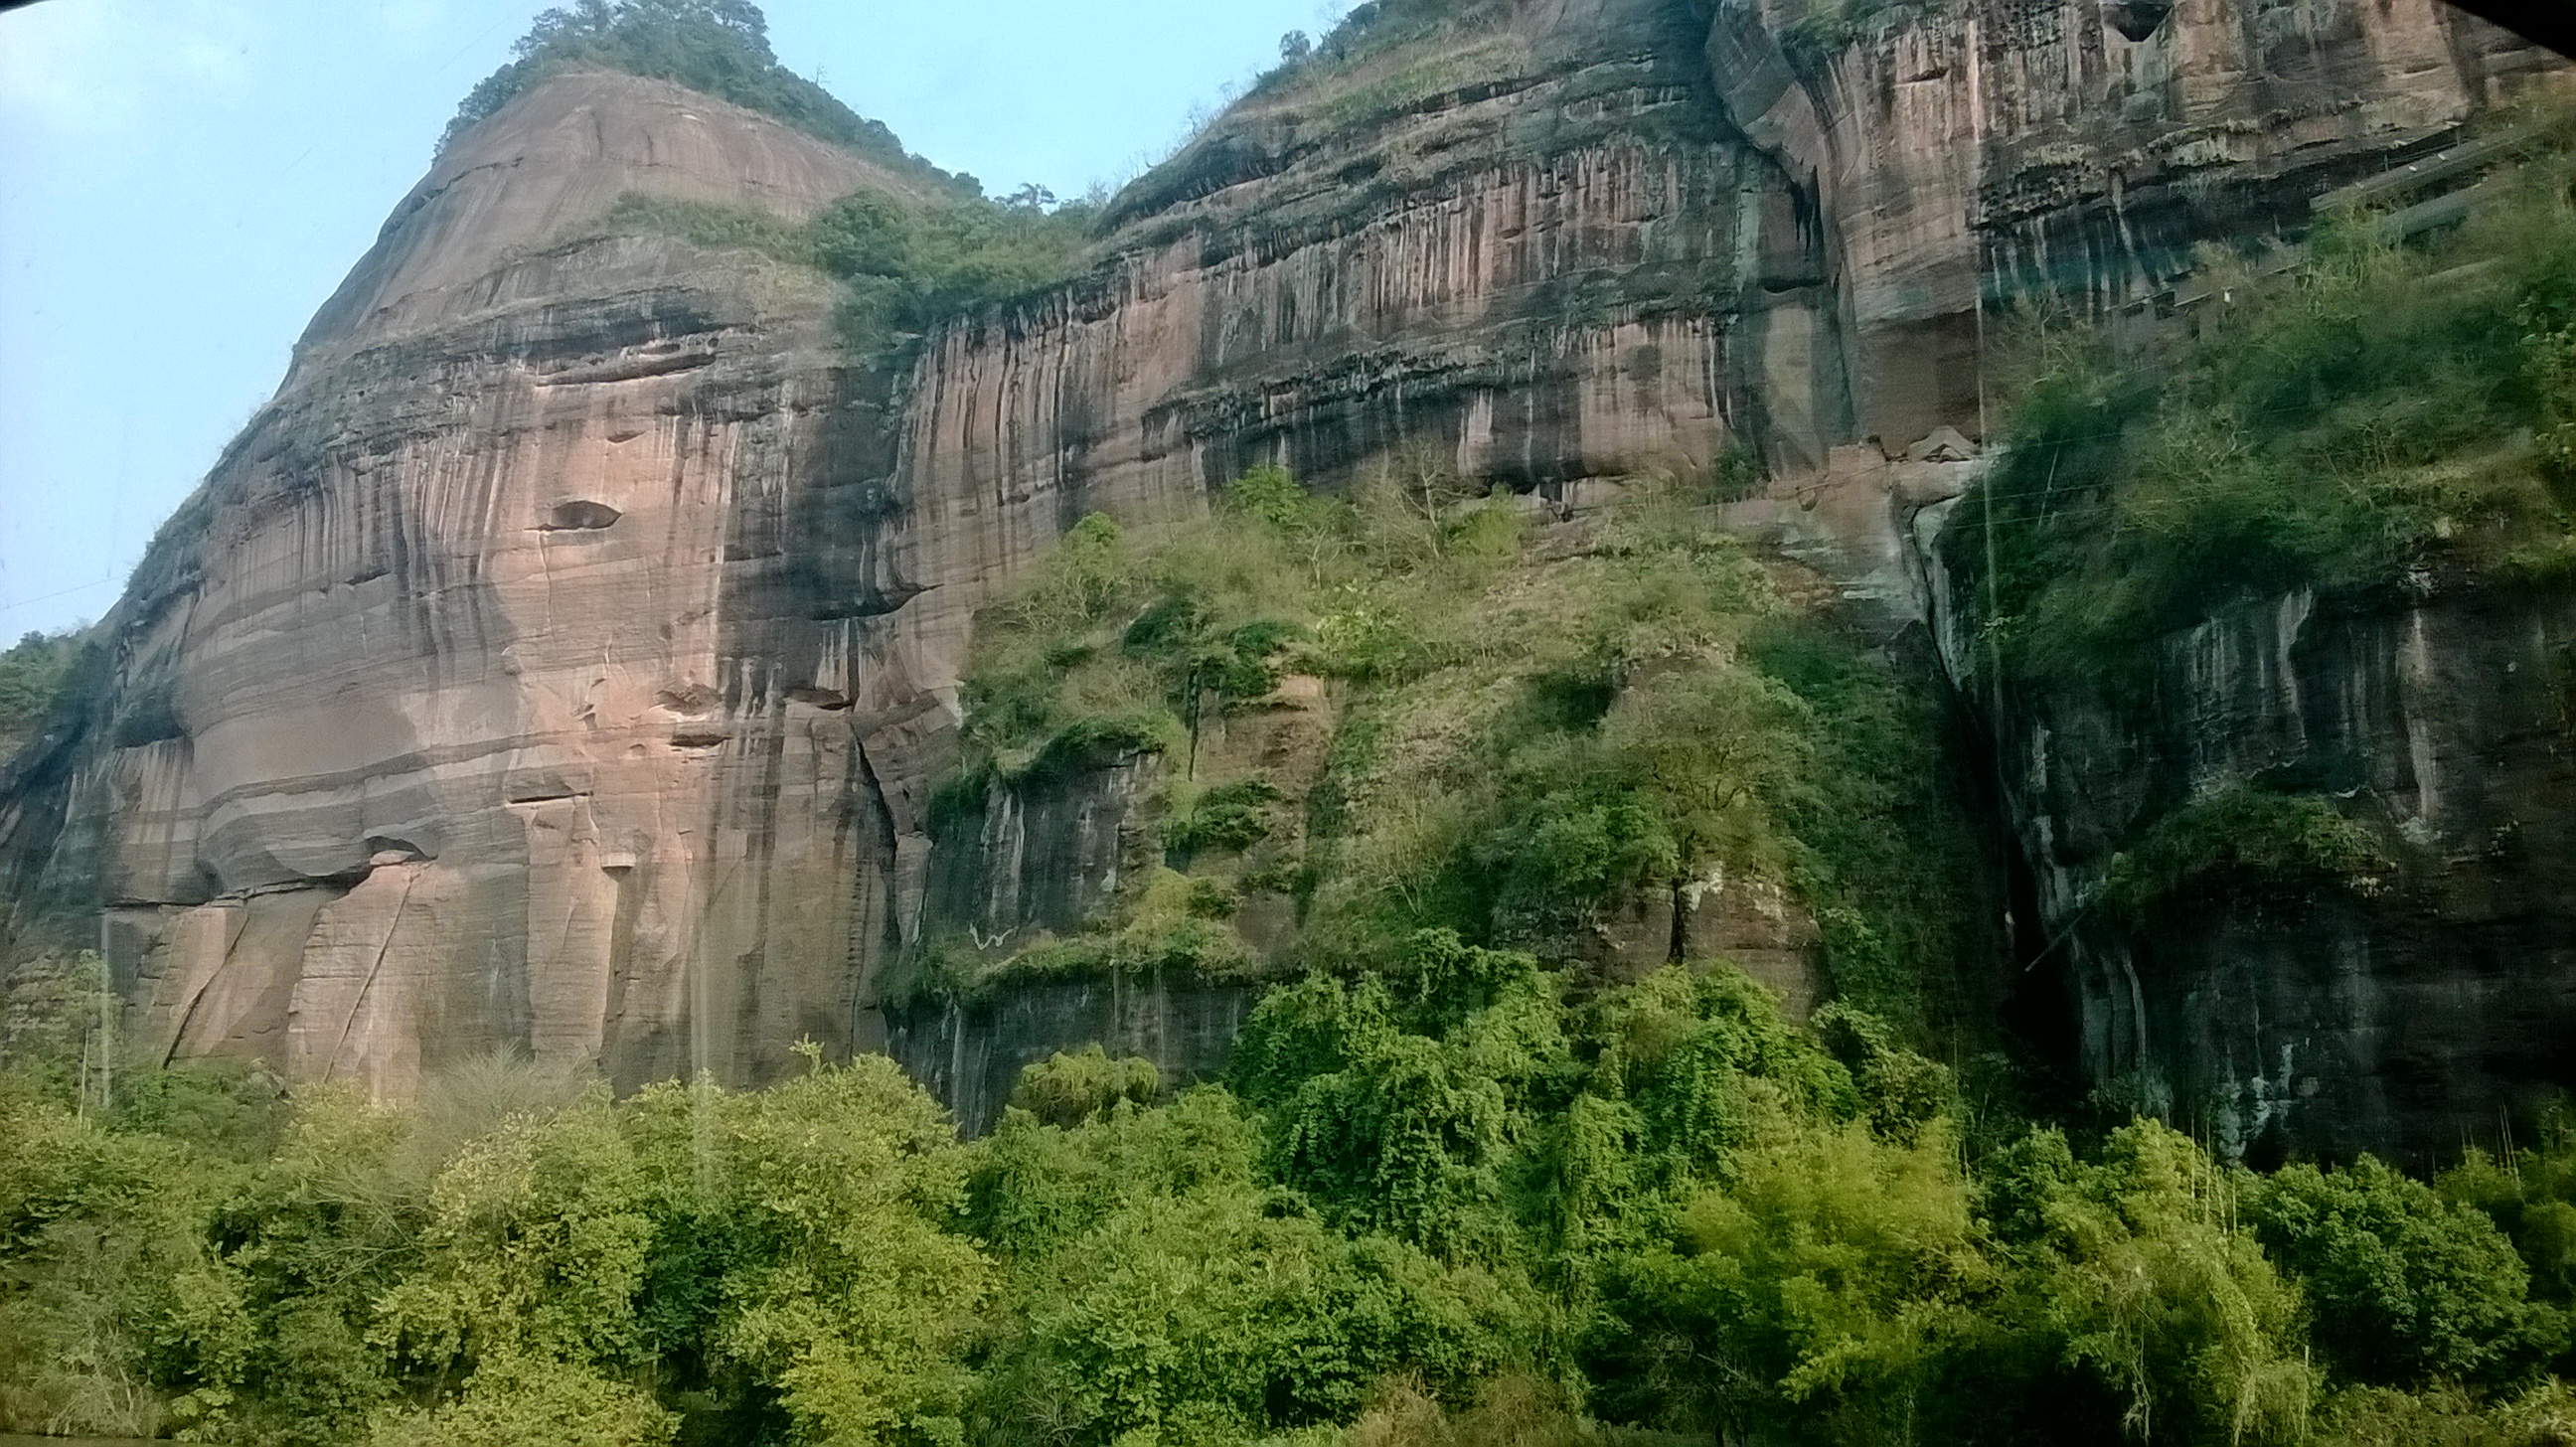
[2094,788,2399,924]
[922,458,1990,1040]
[0,630,80,763]
[598,184,1097,358]
[1946,111,2576,695]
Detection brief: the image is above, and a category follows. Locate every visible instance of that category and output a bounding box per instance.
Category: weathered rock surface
[1,1,2568,1154]
[1,72,927,1093]
[1923,530,2576,1166]
[886,972,1257,1137]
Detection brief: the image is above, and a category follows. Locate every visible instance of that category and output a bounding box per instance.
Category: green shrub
[1165,780,1285,856]
[1009,1046,1163,1130]
[0,630,80,761]
[1623,1117,1986,1439]
[2001,1121,2319,1446]
[2248,1155,2565,1388]
[367,1354,674,1447]
[2440,1108,2576,1305]
[969,1085,1534,1445]
[2096,788,2395,922]
[2316,1379,2576,1447]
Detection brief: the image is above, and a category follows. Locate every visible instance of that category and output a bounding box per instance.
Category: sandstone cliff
[0,72,929,1093]
[1,0,2567,1158]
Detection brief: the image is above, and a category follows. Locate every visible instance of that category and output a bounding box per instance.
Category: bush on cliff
[931,466,1987,1044]
[442,0,942,184]
[0,629,79,763]
[600,178,1099,357]
[2094,788,2398,924]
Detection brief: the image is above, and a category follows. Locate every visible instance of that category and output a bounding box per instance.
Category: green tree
[0,629,79,760]
[443,0,940,179]
[680,1055,990,1447]
[1615,1119,1987,1443]
[1989,1123,2316,1446]
[2250,1155,2565,1388]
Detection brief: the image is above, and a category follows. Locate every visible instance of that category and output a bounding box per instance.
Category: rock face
[1715,0,2568,614]
[1923,549,2576,1168]
[0,73,931,1093]
[1722,0,2566,445]
[0,1,2567,1152]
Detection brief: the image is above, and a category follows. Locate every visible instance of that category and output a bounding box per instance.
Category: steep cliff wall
[1716,0,2564,443]
[1713,0,2567,617]
[1925,541,2576,1167]
[0,73,933,1094]
[2,0,2567,1142]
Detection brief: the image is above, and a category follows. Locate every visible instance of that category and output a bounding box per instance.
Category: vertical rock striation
[1,73,935,1093]
[0,0,2567,1155]
[1923,550,2576,1168]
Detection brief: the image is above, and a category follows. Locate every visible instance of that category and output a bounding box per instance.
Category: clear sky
[0,0,1351,639]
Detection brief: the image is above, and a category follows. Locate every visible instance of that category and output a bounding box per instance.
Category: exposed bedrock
[0,0,2568,1139]
[1,73,931,1094]
[1719,0,2569,611]
[1924,536,2576,1167]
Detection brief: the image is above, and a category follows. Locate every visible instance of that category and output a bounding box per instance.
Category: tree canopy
[442,0,958,192]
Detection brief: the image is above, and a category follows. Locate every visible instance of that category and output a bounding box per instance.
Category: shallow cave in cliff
[543,500,623,531]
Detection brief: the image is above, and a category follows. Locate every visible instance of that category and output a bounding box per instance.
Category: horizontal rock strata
[0,0,2567,1153]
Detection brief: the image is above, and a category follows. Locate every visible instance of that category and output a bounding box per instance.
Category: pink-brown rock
[1,0,2566,1132]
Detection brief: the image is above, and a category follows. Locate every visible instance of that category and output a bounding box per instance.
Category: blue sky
[0,0,1350,638]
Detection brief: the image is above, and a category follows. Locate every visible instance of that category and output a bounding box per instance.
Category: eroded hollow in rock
[2104,0,2174,41]
[544,500,622,531]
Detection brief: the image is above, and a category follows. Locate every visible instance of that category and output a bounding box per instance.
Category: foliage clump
[1007,1045,1162,1129]
[443,0,942,182]
[0,629,80,763]
[2247,1155,2567,1388]
[2096,788,2397,923]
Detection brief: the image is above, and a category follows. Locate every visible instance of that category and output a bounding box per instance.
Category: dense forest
[4,931,2574,1446]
